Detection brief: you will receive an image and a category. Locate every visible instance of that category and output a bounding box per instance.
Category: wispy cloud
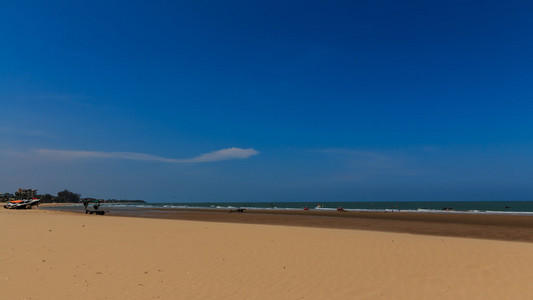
[34,94,83,101]
[35,147,259,163]
[316,148,423,180]
[0,127,55,138]
[316,148,391,160]
[34,94,113,111]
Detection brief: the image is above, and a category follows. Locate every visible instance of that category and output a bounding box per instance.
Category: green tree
[57,190,81,203]
[40,193,55,203]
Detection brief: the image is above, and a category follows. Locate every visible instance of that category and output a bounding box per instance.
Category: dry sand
[2,208,533,299]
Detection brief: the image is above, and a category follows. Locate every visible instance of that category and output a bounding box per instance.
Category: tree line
[39,190,81,203]
[1,190,145,204]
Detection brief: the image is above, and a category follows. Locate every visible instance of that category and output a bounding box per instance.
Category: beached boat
[3,198,40,209]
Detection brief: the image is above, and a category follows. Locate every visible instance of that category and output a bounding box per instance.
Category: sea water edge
[49,200,533,216]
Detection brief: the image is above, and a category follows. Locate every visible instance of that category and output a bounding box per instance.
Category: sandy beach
[3,208,533,299]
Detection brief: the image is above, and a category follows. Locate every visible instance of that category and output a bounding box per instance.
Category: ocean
[88,200,533,215]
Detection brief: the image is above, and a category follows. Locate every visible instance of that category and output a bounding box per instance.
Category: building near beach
[17,188,37,198]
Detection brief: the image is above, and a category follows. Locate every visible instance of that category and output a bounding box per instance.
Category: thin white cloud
[34,94,82,100]
[183,147,259,163]
[35,147,259,163]
[316,148,423,179]
[33,94,114,111]
[316,148,391,160]
[0,127,54,138]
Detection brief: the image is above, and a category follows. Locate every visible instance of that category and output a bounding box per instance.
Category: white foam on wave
[108,203,533,216]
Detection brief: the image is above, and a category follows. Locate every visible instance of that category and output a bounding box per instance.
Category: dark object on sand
[229,208,246,213]
[4,199,40,209]
[84,199,106,215]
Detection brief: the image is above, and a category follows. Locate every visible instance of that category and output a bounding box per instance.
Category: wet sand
[49,205,533,243]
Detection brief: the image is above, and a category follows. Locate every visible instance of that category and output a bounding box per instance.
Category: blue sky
[1,1,532,202]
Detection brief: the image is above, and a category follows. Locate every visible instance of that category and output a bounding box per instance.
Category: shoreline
[41,205,533,243]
